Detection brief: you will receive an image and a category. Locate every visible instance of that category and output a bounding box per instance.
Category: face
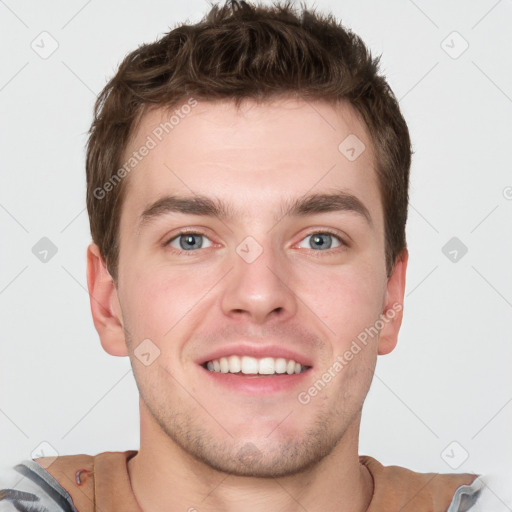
[88,97,407,478]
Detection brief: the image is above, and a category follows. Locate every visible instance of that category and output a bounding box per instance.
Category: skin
[87,97,408,512]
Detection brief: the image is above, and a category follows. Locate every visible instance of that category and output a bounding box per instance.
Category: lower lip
[199,366,312,395]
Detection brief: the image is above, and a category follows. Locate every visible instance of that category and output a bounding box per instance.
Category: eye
[297,232,343,251]
[167,232,213,251]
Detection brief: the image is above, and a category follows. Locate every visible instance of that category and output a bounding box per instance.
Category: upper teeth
[206,356,307,375]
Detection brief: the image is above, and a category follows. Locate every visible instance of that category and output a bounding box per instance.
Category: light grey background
[1,0,511,480]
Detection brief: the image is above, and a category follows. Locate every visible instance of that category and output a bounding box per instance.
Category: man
[1,0,502,510]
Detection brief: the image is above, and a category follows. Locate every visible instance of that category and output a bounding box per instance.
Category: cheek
[298,263,385,343]
[122,264,215,340]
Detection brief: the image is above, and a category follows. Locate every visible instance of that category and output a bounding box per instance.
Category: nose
[220,239,298,324]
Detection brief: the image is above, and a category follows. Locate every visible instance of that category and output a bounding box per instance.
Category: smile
[203,355,311,375]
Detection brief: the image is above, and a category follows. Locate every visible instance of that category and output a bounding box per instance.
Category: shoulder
[359,455,479,511]
[0,458,79,512]
[30,450,137,512]
[361,455,512,511]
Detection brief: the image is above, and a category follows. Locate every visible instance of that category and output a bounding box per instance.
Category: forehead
[119,97,382,231]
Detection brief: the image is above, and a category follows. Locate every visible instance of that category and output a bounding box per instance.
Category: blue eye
[165,230,345,254]
[297,232,343,251]
[168,233,213,251]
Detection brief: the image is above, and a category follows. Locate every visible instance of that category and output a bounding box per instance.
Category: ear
[86,242,128,357]
[377,248,408,356]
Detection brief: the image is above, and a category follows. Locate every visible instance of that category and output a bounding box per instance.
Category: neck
[127,415,374,512]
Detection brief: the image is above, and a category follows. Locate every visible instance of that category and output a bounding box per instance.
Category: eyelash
[163,229,348,256]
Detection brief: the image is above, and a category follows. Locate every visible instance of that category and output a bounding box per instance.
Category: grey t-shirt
[0,459,78,512]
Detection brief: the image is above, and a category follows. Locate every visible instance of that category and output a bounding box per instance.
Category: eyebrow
[137,189,373,233]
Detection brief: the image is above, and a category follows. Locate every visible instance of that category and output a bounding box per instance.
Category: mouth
[201,355,312,376]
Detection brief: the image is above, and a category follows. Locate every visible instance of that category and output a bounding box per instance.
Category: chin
[167,420,341,478]
[198,439,335,478]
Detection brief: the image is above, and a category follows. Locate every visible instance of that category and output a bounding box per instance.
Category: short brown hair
[86,0,411,283]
